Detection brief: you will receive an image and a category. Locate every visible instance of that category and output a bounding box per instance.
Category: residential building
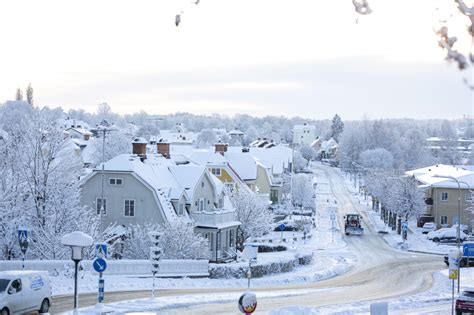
[407,164,474,229]
[293,123,316,145]
[81,140,240,262]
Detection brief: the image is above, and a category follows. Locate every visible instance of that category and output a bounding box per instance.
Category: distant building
[293,123,316,145]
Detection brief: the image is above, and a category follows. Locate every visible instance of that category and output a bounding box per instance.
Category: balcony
[191,210,238,229]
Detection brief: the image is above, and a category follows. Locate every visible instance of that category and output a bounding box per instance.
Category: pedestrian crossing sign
[96,243,107,258]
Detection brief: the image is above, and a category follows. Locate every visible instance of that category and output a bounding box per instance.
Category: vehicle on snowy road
[456,288,474,314]
[344,214,363,235]
[444,255,474,268]
[0,270,51,315]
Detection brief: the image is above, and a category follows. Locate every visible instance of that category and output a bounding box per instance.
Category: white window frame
[124,199,135,217]
[214,168,221,176]
[218,198,224,209]
[96,197,107,215]
[198,198,205,211]
[440,216,448,225]
[178,203,185,216]
[465,192,473,202]
[109,178,123,186]
[441,192,448,201]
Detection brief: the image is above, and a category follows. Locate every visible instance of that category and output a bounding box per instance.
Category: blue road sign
[18,229,27,242]
[464,243,474,257]
[96,243,107,258]
[402,222,408,232]
[278,224,286,231]
[93,258,107,273]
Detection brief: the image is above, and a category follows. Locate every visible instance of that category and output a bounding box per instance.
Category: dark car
[444,255,474,268]
[456,288,474,314]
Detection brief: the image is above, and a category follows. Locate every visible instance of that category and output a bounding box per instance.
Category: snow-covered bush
[291,174,315,210]
[123,219,210,260]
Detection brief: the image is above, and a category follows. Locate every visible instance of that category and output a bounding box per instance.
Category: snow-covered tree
[359,148,394,171]
[291,174,315,210]
[87,131,132,167]
[293,151,306,172]
[299,145,317,162]
[15,88,23,101]
[123,219,210,259]
[390,175,426,221]
[195,129,217,148]
[330,114,344,142]
[26,83,33,105]
[230,188,273,250]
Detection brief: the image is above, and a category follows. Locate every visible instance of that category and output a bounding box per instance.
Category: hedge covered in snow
[209,253,313,279]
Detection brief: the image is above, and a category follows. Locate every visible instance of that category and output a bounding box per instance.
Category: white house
[293,123,316,145]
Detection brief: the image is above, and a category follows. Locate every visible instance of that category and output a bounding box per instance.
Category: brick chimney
[215,142,228,156]
[132,137,147,161]
[157,139,170,159]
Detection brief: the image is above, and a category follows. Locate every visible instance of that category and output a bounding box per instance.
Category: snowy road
[52,164,444,314]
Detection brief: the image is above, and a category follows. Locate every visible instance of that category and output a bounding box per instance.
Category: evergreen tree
[330,114,344,142]
[26,83,33,105]
[15,88,23,101]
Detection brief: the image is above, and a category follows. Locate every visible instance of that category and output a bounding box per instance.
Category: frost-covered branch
[352,0,372,15]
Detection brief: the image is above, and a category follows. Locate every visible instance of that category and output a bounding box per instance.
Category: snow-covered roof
[225,152,258,181]
[229,129,244,135]
[188,150,226,165]
[293,124,316,130]
[66,127,92,136]
[310,138,322,147]
[159,129,197,144]
[407,164,474,189]
[230,145,292,175]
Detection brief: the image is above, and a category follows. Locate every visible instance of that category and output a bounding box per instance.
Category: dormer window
[109,178,123,186]
[218,198,223,209]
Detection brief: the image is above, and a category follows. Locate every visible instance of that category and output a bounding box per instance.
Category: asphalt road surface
[52,164,444,314]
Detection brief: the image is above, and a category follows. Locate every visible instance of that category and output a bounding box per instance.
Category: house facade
[293,123,316,145]
[407,164,474,229]
[81,144,240,262]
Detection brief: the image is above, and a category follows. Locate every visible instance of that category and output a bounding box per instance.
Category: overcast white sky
[0,0,472,119]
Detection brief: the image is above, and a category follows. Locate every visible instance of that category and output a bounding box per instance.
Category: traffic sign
[18,229,28,242]
[278,224,286,231]
[464,243,474,257]
[95,243,107,258]
[93,258,107,273]
[330,213,336,221]
[401,222,408,231]
[238,291,257,314]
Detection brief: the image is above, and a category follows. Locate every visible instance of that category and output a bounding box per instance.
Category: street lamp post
[433,174,472,293]
[61,231,93,310]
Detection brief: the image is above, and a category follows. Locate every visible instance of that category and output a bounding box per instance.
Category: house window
[211,168,221,176]
[178,203,185,216]
[441,192,448,201]
[465,192,473,202]
[218,198,224,209]
[124,199,135,217]
[109,178,123,186]
[225,182,235,192]
[229,229,234,247]
[201,181,205,187]
[96,198,107,215]
[198,198,205,211]
[440,216,448,225]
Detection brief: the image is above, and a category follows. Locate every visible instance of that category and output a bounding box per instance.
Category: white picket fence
[0,259,209,277]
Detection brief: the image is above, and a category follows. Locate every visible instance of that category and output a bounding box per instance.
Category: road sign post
[278,224,286,241]
[149,232,163,298]
[401,222,408,242]
[17,228,28,270]
[94,243,108,304]
[449,249,462,315]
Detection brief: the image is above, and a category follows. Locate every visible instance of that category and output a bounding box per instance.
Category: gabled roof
[406,164,474,189]
[225,152,258,181]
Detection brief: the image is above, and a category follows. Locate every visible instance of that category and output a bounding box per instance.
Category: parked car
[0,270,51,315]
[421,222,437,234]
[430,229,467,243]
[456,288,474,314]
[451,224,470,234]
[444,255,474,267]
[427,228,454,240]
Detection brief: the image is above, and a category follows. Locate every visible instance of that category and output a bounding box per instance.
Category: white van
[0,270,51,315]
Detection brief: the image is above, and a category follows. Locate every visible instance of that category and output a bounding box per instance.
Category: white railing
[0,259,209,277]
[192,210,236,226]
